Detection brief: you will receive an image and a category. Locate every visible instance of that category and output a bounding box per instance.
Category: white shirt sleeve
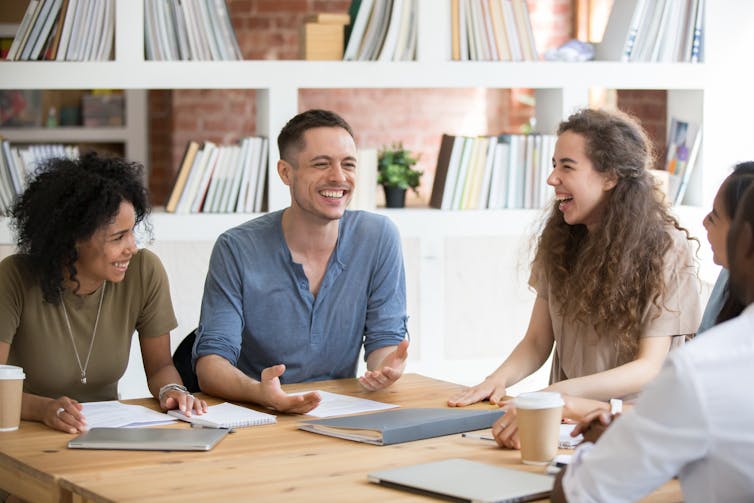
[563,352,711,503]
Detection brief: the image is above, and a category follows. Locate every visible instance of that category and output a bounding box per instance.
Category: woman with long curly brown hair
[449,108,701,447]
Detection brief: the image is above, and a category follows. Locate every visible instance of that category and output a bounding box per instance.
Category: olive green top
[0,249,177,402]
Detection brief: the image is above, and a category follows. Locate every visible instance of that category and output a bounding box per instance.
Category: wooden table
[0,374,681,502]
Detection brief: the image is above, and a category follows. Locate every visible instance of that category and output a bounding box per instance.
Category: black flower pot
[383,186,407,208]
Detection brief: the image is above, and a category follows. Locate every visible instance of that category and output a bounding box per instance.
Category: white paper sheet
[80,401,176,429]
[289,390,399,418]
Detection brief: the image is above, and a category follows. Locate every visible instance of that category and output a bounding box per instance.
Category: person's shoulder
[123,248,166,280]
[680,306,754,363]
[221,211,282,242]
[663,225,696,263]
[0,253,33,278]
[344,210,398,236]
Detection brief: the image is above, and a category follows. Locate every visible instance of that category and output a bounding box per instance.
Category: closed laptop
[368,458,553,503]
[68,427,229,451]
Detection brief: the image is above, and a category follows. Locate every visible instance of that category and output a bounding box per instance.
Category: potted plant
[377,142,422,208]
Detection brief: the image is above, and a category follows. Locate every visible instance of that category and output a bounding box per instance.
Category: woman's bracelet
[158,383,188,401]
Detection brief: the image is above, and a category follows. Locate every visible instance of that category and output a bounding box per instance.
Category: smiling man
[193,110,409,413]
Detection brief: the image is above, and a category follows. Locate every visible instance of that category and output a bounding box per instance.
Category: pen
[461,433,495,441]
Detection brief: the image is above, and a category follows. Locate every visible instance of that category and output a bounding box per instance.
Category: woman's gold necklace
[60,282,106,384]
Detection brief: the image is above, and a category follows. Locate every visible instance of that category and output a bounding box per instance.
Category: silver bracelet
[159,383,188,401]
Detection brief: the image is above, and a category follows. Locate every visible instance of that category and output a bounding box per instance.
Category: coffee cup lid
[0,365,25,380]
[514,391,564,409]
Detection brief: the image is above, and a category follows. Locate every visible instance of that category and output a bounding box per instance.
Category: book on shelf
[343,0,416,61]
[665,117,701,205]
[165,140,200,212]
[168,402,277,429]
[167,137,268,214]
[598,0,704,62]
[430,132,556,210]
[298,407,504,446]
[0,140,79,214]
[451,0,535,61]
[6,0,116,61]
[144,0,242,61]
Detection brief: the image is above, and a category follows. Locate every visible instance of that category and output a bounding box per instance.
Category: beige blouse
[530,227,701,398]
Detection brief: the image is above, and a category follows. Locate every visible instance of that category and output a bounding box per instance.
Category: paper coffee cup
[0,365,25,432]
[514,391,564,465]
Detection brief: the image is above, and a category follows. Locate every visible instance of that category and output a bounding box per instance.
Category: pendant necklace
[60,281,106,384]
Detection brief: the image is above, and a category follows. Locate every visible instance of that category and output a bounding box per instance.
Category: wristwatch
[159,383,188,401]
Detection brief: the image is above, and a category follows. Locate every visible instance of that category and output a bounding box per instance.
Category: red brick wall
[616,90,668,169]
[148,0,664,206]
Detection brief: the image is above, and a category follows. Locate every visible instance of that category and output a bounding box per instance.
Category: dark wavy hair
[10,152,151,303]
[533,108,694,357]
[277,109,354,165]
[715,162,754,324]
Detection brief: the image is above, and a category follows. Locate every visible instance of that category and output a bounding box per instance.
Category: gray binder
[368,458,553,502]
[299,407,504,445]
[68,427,229,451]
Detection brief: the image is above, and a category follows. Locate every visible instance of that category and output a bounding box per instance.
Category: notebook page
[169,402,276,428]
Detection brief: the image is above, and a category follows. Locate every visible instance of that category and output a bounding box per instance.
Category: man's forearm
[196,354,262,404]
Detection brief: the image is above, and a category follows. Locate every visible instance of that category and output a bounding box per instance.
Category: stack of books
[430,132,556,210]
[165,137,269,214]
[0,140,79,214]
[6,0,115,61]
[343,0,417,61]
[300,13,351,60]
[450,0,538,61]
[144,0,242,61]
[597,0,705,63]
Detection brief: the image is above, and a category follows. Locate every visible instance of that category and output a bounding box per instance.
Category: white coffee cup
[0,365,26,432]
[514,391,564,465]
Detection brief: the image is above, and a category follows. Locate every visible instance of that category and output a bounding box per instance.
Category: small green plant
[377,142,422,194]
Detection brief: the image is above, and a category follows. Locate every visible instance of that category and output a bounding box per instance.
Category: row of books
[344,0,417,61]
[451,0,538,61]
[599,0,705,63]
[165,137,268,214]
[430,133,556,211]
[0,141,79,214]
[664,117,702,205]
[7,0,114,61]
[145,0,242,61]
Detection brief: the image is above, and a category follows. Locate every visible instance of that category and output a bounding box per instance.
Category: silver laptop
[368,458,553,503]
[68,427,229,451]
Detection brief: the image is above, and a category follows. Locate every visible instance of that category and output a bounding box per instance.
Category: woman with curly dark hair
[449,109,701,446]
[0,153,206,434]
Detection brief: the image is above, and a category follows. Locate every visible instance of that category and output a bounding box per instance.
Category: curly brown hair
[533,108,694,357]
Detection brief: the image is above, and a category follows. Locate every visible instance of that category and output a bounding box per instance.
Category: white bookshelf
[0,89,148,169]
[1,0,753,398]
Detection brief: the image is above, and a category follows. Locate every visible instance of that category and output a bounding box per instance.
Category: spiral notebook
[168,402,276,429]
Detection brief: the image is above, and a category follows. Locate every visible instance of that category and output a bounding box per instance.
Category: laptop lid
[368,458,553,503]
[68,427,229,451]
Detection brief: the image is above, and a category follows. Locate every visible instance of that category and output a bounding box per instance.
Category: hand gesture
[359,339,409,391]
[447,377,507,407]
[258,364,321,413]
[45,396,86,434]
[160,389,208,417]
[572,408,618,444]
[491,402,520,449]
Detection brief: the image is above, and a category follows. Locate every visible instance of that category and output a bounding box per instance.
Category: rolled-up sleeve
[363,218,408,359]
[193,233,246,367]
